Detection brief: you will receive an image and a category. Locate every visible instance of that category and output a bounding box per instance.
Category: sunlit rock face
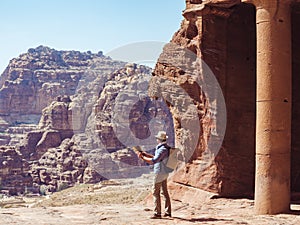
[0,45,121,120]
[150,0,258,197]
[0,45,124,146]
[0,46,176,195]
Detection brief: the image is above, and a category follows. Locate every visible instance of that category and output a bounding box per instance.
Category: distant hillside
[0,45,123,118]
[0,46,174,195]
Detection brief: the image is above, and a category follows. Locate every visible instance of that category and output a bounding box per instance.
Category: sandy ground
[1,174,300,225]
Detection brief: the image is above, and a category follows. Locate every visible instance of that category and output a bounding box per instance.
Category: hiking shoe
[150,214,161,219]
[163,213,172,217]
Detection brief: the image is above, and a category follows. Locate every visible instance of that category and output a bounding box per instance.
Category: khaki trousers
[153,173,171,215]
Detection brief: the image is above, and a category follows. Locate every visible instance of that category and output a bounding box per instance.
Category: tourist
[138,131,172,219]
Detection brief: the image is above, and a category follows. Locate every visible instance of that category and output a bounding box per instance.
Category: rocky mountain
[0,46,174,195]
[0,45,126,146]
[0,46,104,116]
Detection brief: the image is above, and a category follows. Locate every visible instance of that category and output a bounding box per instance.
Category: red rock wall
[291,3,300,192]
[202,3,256,196]
[154,1,300,197]
[152,2,257,197]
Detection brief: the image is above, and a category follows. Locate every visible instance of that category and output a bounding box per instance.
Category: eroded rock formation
[150,0,257,197]
[0,45,105,116]
[72,63,175,180]
[0,46,175,195]
[30,138,100,194]
[0,45,126,145]
[150,0,300,207]
[0,146,33,195]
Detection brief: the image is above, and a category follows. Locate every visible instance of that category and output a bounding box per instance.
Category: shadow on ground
[171,216,234,223]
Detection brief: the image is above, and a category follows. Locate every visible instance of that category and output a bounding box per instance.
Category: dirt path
[1,175,300,224]
[1,200,300,225]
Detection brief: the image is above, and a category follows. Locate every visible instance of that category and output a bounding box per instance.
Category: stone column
[250,0,292,214]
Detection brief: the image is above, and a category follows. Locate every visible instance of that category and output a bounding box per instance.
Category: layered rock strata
[0,146,33,195]
[0,46,175,195]
[0,45,106,116]
[150,0,257,197]
[73,63,175,180]
[151,0,300,202]
[0,45,126,146]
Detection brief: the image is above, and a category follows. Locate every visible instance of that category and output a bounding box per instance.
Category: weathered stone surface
[29,138,104,193]
[291,4,300,193]
[0,46,175,195]
[0,133,11,146]
[91,63,174,152]
[35,130,63,159]
[39,96,72,131]
[150,2,257,197]
[150,0,300,202]
[0,45,126,146]
[1,46,83,115]
[19,130,44,158]
[0,146,34,195]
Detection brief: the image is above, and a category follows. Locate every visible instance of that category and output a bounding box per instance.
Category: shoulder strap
[162,143,171,156]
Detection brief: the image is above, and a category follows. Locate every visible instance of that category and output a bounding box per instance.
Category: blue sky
[0,0,185,73]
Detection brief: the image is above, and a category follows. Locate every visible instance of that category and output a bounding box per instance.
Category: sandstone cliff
[0,46,104,116]
[0,45,126,146]
[0,46,175,195]
[72,63,174,181]
[150,0,257,197]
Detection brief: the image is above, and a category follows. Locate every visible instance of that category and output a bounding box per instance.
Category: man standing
[138,131,172,219]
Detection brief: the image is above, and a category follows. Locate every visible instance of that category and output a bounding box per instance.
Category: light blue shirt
[152,143,170,174]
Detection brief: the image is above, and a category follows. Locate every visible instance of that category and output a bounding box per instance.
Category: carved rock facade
[151,0,300,199]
